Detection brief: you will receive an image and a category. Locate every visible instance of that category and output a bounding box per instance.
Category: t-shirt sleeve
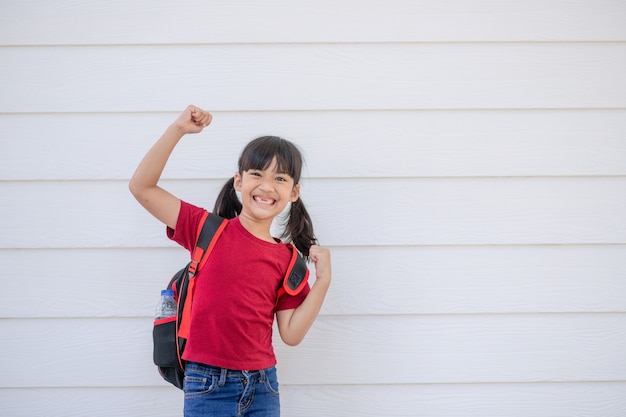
[276,283,311,311]
[166,200,208,253]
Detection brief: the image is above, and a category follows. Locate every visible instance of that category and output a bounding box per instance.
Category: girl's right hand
[173,105,213,134]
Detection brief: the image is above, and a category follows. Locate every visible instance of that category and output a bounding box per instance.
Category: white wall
[2,1,626,416]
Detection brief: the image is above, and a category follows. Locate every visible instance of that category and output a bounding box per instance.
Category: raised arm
[129,105,212,229]
[276,245,331,346]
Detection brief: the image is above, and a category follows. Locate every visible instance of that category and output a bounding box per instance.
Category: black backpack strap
[178,211,228,340]
[278,244,310,298]
[188,211,228,277]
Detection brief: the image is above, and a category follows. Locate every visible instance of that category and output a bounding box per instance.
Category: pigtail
[283,198,317,260]
[213,177,241,219]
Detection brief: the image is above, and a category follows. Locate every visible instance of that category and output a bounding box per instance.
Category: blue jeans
[183,362,280,417]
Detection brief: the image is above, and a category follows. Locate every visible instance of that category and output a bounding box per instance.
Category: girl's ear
[233,173,242,191]
[290,183,301,203]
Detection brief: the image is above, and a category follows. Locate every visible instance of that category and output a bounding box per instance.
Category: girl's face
[233,157,300,224]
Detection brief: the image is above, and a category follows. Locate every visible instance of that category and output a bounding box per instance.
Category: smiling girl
[129,105,331,417]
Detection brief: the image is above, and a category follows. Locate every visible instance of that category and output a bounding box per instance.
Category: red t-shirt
[167,200,310,370]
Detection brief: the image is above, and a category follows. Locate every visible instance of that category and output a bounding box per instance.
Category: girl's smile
[253,195,276,207]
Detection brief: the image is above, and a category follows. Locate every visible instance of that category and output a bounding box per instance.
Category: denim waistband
[186,362,272,379]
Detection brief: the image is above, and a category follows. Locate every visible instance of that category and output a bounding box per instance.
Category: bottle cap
[161,289,175,297]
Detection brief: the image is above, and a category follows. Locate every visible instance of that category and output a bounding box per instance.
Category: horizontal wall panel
[2,44,626,113]
[282,382,626,417]
[2,0,625,45]
[319,245,626,315]
[2,382,626,417]
[2,109,626,180]
[0,387,183,417]
[2,314,625,387]
[3,245,626,318]
[1,177,625,248]
[278,313,626,385]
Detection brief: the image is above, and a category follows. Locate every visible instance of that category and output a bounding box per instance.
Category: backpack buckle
[188,260,199,277]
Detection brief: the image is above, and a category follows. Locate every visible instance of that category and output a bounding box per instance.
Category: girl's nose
[259,176,275,191]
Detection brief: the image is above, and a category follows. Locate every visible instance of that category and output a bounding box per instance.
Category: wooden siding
[2,110,626,180]
[2,44,626,112]
[2,0,626,44]
[1,1,626,416]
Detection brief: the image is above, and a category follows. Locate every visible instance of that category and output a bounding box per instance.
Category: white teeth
[254,196,274,204]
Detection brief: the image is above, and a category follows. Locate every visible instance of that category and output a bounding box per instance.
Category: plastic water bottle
[155,289,177,320]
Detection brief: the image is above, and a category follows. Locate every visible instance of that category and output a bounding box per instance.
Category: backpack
[152,210,309,389]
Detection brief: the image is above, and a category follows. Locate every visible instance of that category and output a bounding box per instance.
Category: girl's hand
[309,245,331,285]
[173,105,213,134]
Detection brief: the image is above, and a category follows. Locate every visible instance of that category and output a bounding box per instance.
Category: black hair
[213,136,317,258]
